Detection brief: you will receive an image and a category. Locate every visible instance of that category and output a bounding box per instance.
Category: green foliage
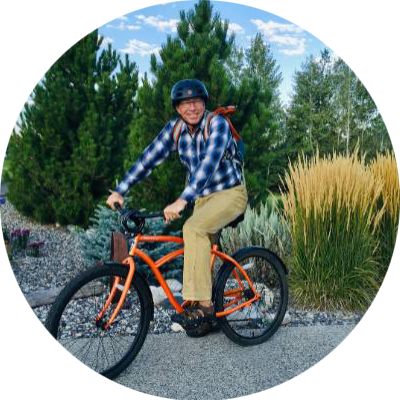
[7,30,138,226]
[285,49,336,161]
[225,33,285,203]
[220,200,291,261]
[1,159,12,184]
[77,204,121,267]
[138,217,183,285]
[284,49,392,166]
[78,201,183,285]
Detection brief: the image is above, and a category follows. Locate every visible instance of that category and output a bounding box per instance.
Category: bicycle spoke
[49,266,149,377]
[217,250,288,343]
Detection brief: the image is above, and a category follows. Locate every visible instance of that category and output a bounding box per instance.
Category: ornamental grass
[369,152,400,279]
[281,149,386,311]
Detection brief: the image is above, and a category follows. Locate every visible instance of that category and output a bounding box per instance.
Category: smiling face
[175,97,205,127]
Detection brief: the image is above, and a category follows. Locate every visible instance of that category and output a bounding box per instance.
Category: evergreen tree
[331,58,357,154]
[352,72,392,157]
[285,49,335,160]
[227,33,286,198]
[7,30,138,226]
[241,34,285,196]
[331,58,392,157]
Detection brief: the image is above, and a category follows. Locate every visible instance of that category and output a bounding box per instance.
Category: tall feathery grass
[369,152,400,279]
[281,149,386,311]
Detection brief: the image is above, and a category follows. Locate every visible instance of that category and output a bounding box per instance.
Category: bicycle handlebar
[113,202,165,236]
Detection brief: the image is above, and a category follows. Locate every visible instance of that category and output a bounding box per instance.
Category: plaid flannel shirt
[114,112,243,203]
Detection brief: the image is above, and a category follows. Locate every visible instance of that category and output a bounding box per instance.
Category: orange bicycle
[45,204,288,379]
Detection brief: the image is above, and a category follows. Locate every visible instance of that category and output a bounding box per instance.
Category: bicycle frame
[96,234,261,330]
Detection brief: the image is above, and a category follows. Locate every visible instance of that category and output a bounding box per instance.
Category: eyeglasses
[179,99,204,109]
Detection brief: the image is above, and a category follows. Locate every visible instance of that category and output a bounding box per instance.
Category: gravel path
[1,200,364,334]
[114,324,357,400]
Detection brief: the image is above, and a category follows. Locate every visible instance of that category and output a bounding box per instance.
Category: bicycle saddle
[224,213,245,229]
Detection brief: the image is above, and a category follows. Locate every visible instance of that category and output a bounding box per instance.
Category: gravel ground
[1,200,364,334]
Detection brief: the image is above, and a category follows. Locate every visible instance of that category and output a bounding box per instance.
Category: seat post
[214,230,222,250]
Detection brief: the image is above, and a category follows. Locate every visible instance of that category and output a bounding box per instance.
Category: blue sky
[100,1,330,106]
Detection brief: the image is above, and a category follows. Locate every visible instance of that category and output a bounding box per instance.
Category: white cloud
[227,22,245,35]
[280,42,306,56]
[118,16,129,21]
[251,19,306,56]
[251,20,303,36]
[106,21,141,31]
[135,14,179,32]
[162,2,178,8]
[121,39,161,57]
[99,36,114,48]
[127,24,141,31]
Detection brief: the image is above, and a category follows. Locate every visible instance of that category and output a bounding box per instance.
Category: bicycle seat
[223,213,245,229]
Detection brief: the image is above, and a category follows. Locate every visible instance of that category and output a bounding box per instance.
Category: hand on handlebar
[163,198,187,223]
[106,190,124,211]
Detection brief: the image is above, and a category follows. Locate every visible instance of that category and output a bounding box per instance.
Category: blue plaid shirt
[114,112,243,203]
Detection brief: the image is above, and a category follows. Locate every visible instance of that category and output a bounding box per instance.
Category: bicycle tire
[214,247,288,346]
[45,264,153,379]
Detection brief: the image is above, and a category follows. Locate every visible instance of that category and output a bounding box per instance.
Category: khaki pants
[181,185,248,301]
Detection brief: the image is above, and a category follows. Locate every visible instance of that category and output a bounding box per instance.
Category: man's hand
[107,191,124,210]
[164,198,187,223]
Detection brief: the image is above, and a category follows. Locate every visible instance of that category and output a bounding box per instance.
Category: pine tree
[7,30,138,226]
[331,58,392,157]
[284,49,335,160]
[227,33,284,200]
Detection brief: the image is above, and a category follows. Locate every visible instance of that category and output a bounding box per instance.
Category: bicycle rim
[46,265,150,378]
[216,247,288,345]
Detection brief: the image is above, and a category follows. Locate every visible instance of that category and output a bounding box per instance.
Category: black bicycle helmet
[171,79,209,107]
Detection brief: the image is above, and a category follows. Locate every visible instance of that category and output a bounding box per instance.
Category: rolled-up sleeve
[114,121,175,196]
[180,115,230,202]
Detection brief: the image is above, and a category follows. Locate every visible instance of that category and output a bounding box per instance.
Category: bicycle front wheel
[215,247,288,346]
[45,264,152,379]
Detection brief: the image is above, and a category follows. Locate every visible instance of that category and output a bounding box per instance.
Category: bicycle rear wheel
[215,247,288,346]
[45,264,152,379]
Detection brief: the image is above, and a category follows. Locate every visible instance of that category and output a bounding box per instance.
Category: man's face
[176,97,205,126]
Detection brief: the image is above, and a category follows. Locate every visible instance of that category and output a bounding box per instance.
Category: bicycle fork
[95,241,139,330]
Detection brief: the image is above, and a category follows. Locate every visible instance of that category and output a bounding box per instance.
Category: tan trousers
[181,185,248,301]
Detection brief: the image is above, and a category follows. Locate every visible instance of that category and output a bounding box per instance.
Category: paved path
[114,324,355,399]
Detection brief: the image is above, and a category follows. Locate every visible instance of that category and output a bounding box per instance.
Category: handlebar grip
[113,202,123,212]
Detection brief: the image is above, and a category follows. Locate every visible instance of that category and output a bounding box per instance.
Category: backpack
[172,106,245,180]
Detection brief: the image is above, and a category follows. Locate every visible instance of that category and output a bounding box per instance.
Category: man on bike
[106,79,247,334]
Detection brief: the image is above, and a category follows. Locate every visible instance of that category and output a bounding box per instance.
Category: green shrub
[78,202,183,285]
[220,201,291,260]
